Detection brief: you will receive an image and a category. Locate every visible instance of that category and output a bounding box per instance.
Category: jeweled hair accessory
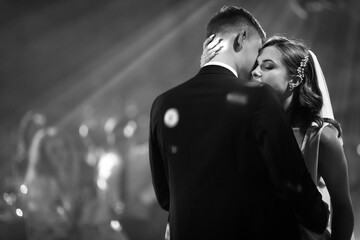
[296,55,309,81]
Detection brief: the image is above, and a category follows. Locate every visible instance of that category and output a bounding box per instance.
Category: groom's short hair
[206,6,266,41]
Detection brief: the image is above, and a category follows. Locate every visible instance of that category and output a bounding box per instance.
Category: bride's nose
[251,66,261,80]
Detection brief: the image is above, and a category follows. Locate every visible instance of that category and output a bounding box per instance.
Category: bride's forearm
[331,203,354,240]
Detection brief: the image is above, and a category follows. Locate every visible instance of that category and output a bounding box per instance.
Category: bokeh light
[20,184,28,194]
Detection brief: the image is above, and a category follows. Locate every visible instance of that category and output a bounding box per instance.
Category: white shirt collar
[204,61,238,78]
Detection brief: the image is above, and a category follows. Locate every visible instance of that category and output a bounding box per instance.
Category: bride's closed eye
[258,59,276,71]
[261,63,274,70]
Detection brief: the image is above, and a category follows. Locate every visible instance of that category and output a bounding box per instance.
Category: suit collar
[204,61,238,77]
[198,65,238,78]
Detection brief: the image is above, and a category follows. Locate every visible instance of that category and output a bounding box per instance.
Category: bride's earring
[289,79,301,91]
[289,82,295,91]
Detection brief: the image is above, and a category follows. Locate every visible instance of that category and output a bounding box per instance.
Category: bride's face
[251,46,291,98]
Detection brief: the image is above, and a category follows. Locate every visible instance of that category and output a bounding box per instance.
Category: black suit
[149,65,329,240]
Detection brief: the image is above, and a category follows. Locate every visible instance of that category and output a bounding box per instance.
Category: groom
[149,6,329,240]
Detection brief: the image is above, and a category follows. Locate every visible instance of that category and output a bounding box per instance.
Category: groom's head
[206,6,266,79]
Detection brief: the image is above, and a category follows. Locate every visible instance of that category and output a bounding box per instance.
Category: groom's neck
[209,54,237,73]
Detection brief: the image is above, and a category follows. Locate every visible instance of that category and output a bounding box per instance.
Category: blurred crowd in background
[0,109,166,240]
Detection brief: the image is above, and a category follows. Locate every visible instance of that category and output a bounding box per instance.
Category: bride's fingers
[200,49,219,67]
[203,34,215,50]
[214,45,223,54]
[207,38,222,50]
[205,43,223,58]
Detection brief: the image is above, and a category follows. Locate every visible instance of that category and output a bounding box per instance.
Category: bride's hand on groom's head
[200,34,223,67]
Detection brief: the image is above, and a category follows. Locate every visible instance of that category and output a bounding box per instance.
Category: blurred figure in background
[23,127,80,240]
[78,120,129,240]
[112,115,163,240]
[0,111,47,240]
[78,149,129,240]
[15,111,48,179]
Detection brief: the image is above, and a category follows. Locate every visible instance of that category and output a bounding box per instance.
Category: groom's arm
[251,84,329,233]
[149,96,170,211]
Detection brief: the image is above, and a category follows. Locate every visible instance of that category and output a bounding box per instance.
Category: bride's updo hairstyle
[259,35,341,136]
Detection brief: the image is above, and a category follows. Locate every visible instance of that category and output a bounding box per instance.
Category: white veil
[308,50,334,120]
[309,50,344,146]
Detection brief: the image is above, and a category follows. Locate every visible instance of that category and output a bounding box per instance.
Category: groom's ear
[234,30,246,52]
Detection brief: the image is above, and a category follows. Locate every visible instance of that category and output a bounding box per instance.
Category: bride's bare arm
[318,125,354,240]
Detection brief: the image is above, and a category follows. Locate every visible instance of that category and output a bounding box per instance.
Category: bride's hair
[260,35,342,136]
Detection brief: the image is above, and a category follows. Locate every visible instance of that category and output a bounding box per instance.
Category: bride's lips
[251,78,262,83]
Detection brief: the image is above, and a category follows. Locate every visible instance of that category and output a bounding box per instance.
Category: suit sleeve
[251,84,329,233]
[149,96,170,211]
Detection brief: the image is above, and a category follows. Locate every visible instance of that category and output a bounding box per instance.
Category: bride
[199,35,355,240]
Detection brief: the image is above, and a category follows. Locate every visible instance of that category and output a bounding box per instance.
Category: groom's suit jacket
[149,65,329,240]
